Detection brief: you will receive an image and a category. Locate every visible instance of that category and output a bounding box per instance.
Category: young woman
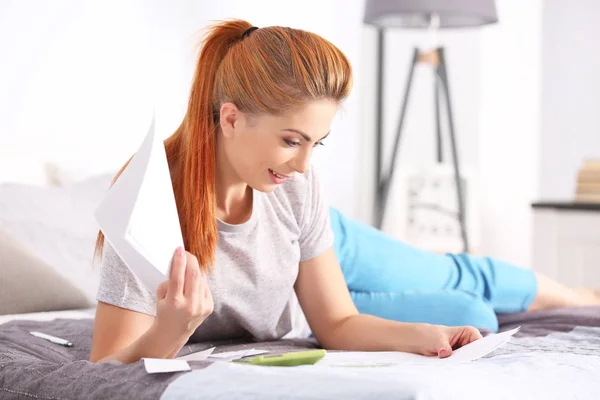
[89,20,482,364]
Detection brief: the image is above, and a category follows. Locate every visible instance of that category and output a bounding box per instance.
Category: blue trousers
[330,208,538,332]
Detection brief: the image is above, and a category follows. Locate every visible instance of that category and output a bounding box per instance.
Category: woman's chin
[247,172,288,193]
[251,182,278,193]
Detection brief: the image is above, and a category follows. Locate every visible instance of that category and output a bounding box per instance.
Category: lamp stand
[374,44,470,253]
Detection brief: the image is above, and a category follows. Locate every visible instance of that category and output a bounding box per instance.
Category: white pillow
[0,227,90,315]
[0,173,114,305]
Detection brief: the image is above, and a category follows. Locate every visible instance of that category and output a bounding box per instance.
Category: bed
[1,307,600,399]
[2,166,600,399]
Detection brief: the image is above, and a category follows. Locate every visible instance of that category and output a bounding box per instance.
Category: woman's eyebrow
[281,128,330,142]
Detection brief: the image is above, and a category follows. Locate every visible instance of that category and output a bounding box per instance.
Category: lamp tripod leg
[377,48,420,230]
[435,66,443,163]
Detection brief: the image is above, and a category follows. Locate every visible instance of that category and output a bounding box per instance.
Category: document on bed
[143,358,191,374]
[94,114,184,294]
[318,327,520,367]
[176,347,216,361]
[208,348,269,361]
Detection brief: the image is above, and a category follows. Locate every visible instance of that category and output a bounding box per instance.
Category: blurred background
[1,0,599,290]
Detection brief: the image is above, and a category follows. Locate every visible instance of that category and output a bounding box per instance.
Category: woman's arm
[89,302,188,363]
[90,249,213,363]
[295,248,481,356]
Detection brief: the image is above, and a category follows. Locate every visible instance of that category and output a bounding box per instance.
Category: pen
[29,331,73,347]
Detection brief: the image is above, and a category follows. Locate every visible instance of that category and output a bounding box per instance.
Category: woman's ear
[219,103,239,138]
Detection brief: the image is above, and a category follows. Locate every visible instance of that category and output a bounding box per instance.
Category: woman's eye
[283,139,325,148]
[284,139,301,147]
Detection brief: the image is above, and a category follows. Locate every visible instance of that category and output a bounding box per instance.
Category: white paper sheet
[143,358,191,374]
[318,327,520,367]
[445,326,520,363]
[241,349,271,357]
[208,349,270,361]
[94,115,184,294]
[176,347,216,361]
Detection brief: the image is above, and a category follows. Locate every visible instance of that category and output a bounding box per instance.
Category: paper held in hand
[94,115,184,294]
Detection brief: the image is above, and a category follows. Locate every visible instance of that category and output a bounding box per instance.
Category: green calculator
[233,349,326,367]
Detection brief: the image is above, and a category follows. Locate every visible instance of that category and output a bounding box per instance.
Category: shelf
[531,202,600,212]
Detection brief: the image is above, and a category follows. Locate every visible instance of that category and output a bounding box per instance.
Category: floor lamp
[364,0,497,253]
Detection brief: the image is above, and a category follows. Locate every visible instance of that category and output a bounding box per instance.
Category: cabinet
[532,203,600,287]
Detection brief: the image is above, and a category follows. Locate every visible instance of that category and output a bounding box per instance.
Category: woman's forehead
[254,101,337,129]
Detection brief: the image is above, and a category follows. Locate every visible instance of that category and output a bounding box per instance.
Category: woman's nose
[292,149,312,174]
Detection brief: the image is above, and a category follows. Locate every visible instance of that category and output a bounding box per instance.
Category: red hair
[95,19,353,272]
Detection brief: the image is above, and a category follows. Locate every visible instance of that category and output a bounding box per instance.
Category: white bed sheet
[164,328,600,400]
[0,307,96,326]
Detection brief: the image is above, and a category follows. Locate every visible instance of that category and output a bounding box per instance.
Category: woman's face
[218,100,337,192]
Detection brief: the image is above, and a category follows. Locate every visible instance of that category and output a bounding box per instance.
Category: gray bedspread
[1,307,600,400]
[0,317,318,399]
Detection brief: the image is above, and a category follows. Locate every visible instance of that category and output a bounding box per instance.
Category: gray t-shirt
[96,167,332,342]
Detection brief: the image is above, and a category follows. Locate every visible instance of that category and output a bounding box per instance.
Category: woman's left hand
[416,324,483,358]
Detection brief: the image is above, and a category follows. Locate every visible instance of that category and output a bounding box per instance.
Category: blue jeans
[330,208,538,332]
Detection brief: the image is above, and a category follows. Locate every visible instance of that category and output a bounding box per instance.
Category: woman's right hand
[151,247,214,348]
[413,324,483,358]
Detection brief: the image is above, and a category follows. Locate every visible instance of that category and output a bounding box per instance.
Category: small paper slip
[446,326,520,363]
[94,114,184,294]
[209,349,269,361]
[319,327,520,367]
[176,347,216,361]
[143,358,191,374]
[242,349,270,357]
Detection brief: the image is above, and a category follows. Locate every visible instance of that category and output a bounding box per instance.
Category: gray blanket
[1,307,600,400]
[0,317,319,399]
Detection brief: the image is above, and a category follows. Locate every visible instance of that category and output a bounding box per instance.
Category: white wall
[478,0,542,267]
[0,1,194,180]
[540,0,600,200]
[0,0,364,217]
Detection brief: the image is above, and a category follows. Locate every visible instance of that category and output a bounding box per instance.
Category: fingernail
[438,348,448,356]
[177,247,184,256]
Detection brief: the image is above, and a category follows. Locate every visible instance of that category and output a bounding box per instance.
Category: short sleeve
[298,167,334,262]
[96,240,157,316]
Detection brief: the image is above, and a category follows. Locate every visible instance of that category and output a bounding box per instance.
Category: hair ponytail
[167,20,255,271]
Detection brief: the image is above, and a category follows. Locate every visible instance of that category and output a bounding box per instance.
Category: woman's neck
[215,139,253,225]
[216,183,253,225]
